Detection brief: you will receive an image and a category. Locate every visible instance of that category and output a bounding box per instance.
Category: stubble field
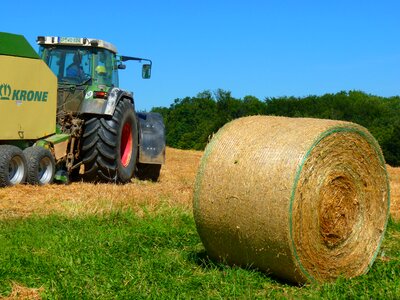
[0,147,398,222]
[0,148,202,220]
[0,147,399,299]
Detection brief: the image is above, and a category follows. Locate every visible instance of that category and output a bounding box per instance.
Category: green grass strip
[0,208,398,298]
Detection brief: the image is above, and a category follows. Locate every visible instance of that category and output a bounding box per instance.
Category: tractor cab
[37,36,151,115]
[37,38,119,87]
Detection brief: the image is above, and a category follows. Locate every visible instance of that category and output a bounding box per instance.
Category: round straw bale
[193,116,390,284]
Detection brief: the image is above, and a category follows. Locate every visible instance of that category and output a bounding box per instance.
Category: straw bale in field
[193,116,390,284]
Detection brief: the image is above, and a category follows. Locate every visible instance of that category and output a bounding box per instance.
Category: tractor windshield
[40,46,118,87]
[42,46,92,85]
[93,49,118,87]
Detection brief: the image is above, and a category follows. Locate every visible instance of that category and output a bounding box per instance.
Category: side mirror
[118,63,126,70]
[142,64,151,79]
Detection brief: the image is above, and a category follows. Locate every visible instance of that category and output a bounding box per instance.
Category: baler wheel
[81,98,138,183]
[24,146,56,185]
[0,145,27,187]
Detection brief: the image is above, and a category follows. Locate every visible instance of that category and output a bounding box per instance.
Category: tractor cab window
[41,46,91,85]
[64,51,91,81]
[93,49,118,87]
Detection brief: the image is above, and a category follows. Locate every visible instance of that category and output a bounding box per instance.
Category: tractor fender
[137,112,166,164]
[103,87,134,116]
[79,87,134,116]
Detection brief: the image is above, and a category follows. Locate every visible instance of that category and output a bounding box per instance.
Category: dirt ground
[0,147,398,221]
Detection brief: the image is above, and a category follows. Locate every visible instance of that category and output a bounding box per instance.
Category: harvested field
[0,147,202,219]
[0,147,399,298]
[0,147,398,222]
[388,165,400,222]
[1,283,43,300]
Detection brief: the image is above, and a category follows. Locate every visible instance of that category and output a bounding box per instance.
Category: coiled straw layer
[193,116,390,284]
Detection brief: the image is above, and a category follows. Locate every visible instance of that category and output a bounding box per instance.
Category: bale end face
[290,128,389,282]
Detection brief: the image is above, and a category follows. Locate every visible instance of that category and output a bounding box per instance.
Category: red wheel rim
[121,122,133,167]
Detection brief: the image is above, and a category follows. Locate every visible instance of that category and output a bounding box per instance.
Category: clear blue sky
[2,1,399,111]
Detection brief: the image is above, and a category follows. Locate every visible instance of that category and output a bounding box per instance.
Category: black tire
[24,146,56,185]
[0,145,27,187]
[81,98,138,183]
[135,163,161,182]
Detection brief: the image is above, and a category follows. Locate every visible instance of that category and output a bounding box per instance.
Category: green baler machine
[0,32,57,139]
[0,32,65,186]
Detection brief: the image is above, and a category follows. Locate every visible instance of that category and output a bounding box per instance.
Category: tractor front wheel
[0,145,27,187]
[81,98,138,183]
[24,146,55,185]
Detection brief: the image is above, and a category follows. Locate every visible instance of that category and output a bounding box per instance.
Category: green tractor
[37,36,165,183]
[0,33,164,186]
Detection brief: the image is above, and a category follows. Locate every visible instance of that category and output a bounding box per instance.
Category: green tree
[152,90,400,166]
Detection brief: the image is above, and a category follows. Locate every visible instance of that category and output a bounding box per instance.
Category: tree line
[151,89,400,166]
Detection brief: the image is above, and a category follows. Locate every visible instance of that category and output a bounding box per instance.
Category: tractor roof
[36,36,117,54]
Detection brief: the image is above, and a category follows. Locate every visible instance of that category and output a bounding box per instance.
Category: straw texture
[387,166,400,222]
[193,116,390,284]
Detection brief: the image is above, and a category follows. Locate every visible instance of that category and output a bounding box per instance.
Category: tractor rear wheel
[0,145,27,187]
[81,98,138,183]
[24,146,55,185]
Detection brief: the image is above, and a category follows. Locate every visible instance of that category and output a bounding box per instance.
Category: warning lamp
[93,91,108,99]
